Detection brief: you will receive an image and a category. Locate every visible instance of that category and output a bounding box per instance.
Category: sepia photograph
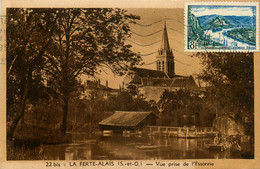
[3,3,257,163]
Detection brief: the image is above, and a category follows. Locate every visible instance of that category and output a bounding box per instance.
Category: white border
[184,2,260,52]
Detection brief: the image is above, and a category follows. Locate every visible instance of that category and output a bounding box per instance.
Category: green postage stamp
[185,2,259,52]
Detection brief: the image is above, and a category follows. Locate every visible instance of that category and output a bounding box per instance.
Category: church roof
[142,78,173,86]
[126,67,197,88]
[131,67,169,79]
[141,76,197,88]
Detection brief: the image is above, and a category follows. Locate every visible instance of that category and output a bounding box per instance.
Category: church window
[158,61,161,70]
[171,62,174,73]
[162,61,164,71]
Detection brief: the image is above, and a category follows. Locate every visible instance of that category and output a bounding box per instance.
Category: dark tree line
[67,90,152,132]
[197,52,254,136]
[7,8,141,139]
[157,52,254,134]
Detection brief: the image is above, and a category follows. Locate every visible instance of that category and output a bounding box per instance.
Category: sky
[82,8,203,89]
[191,6,256,17]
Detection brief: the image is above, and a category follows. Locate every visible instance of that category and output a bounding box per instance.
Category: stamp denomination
[185,2,259,52]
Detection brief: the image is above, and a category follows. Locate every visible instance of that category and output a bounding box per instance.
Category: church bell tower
[156,21,175,77]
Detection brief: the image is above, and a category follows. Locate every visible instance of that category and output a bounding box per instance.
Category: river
[204,28,256,50]
[40,133,245,160]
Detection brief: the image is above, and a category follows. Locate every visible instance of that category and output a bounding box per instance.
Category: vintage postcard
[185,2,259,52]
[0,0,260,169]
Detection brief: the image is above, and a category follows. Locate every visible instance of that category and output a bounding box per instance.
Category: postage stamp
[184,2,259,52]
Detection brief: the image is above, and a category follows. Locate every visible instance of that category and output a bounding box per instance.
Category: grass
[7,141,46,160]
[7,124,71,160]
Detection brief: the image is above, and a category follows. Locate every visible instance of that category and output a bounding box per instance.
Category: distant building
[99,111,157,132]
[123,22,198,101]
[83,80,120,100]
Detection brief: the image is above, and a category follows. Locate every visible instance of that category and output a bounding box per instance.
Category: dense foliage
[196,52,254,136]
[7,8,141,139]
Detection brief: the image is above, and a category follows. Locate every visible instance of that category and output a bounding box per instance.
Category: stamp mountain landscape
[186,3,259,52]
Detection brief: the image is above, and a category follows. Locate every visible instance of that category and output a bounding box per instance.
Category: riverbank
[7,141,45,160]
[223,28,256,46]
[204,28,256,49]
[7,124,71,160]
[7,123,102,160]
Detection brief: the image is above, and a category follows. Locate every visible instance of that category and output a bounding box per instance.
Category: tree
[105,91,151,112]
[157,89,204,126]
[195,53,254,134]
[43,8,141,135]
[7,9,58,139]
[7,8,141,138]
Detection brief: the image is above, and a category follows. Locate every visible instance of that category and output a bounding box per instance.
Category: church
[123,22,198,101]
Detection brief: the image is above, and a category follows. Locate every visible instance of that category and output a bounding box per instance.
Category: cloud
[191,6,255,17]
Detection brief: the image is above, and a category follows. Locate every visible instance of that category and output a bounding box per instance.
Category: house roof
[99,111,156,127]
[130,74,142,84]
[85,80,112,91]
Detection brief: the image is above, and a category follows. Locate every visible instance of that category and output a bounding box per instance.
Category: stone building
[83,80,120,100]
[123,22,198,101]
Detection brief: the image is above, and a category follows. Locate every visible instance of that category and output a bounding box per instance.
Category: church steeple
[156,21,175,77]
[161,21,170,51]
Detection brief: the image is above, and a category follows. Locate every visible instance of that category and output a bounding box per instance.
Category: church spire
[161,21,170,51]
[156,20,175,77]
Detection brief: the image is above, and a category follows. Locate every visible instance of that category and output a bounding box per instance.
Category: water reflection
[41,134,242,160]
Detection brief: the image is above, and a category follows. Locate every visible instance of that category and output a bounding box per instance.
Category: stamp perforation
[184,1,260,52]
